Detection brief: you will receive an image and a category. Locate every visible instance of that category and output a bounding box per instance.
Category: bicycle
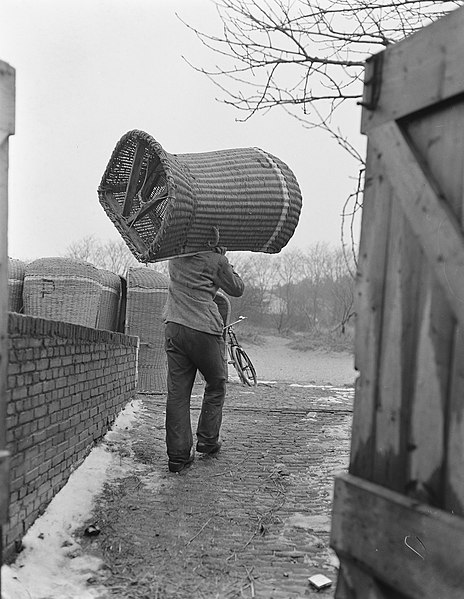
[224,316,258,386]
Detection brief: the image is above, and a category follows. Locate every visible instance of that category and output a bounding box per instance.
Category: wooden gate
[0,60,15,586]
[331,7,464,598]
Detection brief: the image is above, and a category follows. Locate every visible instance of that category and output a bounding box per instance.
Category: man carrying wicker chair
[163,246,244,474]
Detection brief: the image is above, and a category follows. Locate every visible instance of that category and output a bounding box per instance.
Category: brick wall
[3,312,139,559]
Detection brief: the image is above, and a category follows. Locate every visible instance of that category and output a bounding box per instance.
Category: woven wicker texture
[96,269,121,331]
[125,268,169,393]
[23,258,102,327]
[117,275,128,333]
[8,258,26,313]
[98,130,302,262]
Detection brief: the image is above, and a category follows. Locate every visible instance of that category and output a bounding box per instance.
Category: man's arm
[216,255,245,297]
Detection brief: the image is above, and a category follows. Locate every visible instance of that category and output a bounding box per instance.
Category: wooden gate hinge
[358,51,384,112]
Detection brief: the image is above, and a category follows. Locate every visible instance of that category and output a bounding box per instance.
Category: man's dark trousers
[165,322,226,463]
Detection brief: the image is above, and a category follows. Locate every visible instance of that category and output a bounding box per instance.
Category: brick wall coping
[8,312,139,347]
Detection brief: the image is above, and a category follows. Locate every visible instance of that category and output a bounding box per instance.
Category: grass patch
[229,321,267,346]
[288,328,354,353]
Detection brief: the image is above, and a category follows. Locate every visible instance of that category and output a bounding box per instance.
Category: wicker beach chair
[96,269,121,332]
[23,258,102,327]
[98,130,302,262]
[125,268,169,393]
[8,258,26,313]
[116,275,127,333]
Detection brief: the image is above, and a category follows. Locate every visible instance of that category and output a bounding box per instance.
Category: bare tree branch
[180,0,461,138]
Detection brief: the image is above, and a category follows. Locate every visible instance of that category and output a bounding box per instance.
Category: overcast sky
[1,0,365,262]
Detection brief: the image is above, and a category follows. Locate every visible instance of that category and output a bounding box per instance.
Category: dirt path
[240,335,356,386]
[79,341,355,598]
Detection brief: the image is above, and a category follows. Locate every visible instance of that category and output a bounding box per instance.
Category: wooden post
[0,59,15,591]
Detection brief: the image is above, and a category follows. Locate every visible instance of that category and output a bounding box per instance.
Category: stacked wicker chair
[98,130,302,262]
[125,268,169,393]
[96,269,122,332]
[8,258,26,313]
[23,258,102,327]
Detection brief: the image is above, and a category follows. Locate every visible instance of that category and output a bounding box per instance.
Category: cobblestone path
[86,381,353,599]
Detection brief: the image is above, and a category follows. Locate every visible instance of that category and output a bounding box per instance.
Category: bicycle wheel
[231,345,258,386]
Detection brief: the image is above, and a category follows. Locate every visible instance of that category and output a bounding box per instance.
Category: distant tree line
[65,237,354,334]
[227,244,355,334]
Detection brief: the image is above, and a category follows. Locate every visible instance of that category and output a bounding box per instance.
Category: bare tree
[182,1,460,260]
[65,236,170,278]
[228,251,278,319]
[298,242,332,329]
[183,0,459,140]
[272,249,303,332]
[327,248,355,333]
[65,236,140,276]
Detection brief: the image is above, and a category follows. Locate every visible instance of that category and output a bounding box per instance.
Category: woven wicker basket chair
[96,269,121,332]
[8,258,26,313]
[98,130,302,262]
[23,258,102,327]
[116,275,128,333]
[125,268,169,393]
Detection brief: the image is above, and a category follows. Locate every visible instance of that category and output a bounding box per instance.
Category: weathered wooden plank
[0,61,15,135]
[101,191,148,256]
[331,473,464,599]
[0,138,8,453]
[403,104,464,513]
[0,63,14,460]
[371,196,405,490]
[361,6,464,133]
[122,139,147,217]
[126,193,167,227]
[446,328,464,514]
[349,144,392,479]
[372,199,426,493]
[369,120,464,329]
[407,277,453,505]
[140,161,164,203]
[0,139,9,523]
[405,103,464,514]
[0,61,14,557]
[336,558,398,599]
[402,104,463,509]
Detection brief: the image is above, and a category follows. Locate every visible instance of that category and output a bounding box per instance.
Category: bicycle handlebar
[223,315,247,330]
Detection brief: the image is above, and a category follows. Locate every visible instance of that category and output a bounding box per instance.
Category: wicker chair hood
[126,267,169,393]
[23,258,102,328]
[127,268,169,290]
[97,269,122,332]
[8,258,26,313]
[98,130,302,262]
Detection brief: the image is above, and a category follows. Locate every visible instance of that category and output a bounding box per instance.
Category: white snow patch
[289,383,354,392]
[287,512,331,532]
[1,399,143,599]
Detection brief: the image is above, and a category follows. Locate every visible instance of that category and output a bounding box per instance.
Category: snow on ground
[1,399,143,599]
[0,338,355,599]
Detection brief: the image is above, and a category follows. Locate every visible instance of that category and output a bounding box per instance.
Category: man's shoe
[196,441,222,455]
[168,459,193,473]
[168,449,195,473]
